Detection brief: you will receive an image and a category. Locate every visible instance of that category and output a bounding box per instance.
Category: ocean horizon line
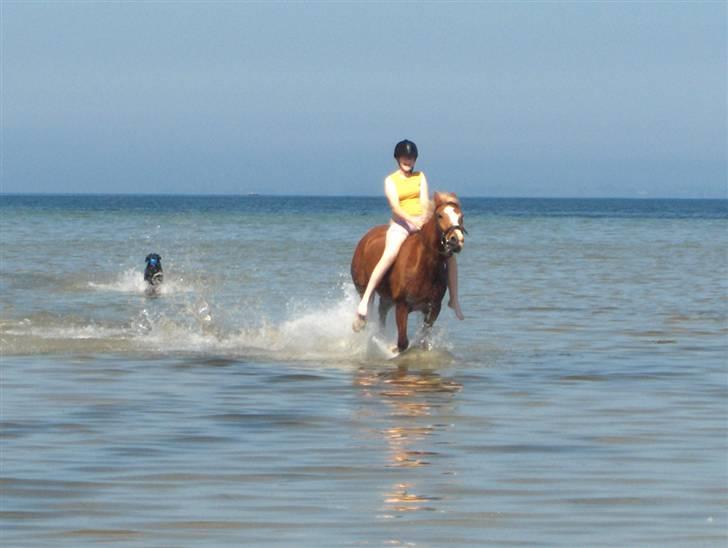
[1,192,726,202]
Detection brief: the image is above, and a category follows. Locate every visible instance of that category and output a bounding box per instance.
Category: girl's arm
[385,177,423,228]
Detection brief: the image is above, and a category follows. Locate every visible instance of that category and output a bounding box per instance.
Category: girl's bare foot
[352,297,368,332]
[448,300,465,320]
[352,314,367,332]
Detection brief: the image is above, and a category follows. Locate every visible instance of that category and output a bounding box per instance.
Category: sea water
[1,195,726,546]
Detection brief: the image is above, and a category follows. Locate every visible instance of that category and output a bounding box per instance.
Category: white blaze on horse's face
[443,205,465,247]
[442,205,459,226]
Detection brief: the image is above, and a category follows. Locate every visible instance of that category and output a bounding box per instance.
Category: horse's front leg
[419,301,442,350]
[395,302,410,352]
[424,300,442,328]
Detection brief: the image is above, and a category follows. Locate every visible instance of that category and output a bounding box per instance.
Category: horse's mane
[433,191,460,210]
[416,191,463,254]
[435,192,460,207]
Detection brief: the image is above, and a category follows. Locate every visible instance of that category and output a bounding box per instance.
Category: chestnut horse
[351,192,467,352]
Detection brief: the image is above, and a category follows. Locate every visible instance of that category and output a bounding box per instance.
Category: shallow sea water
[1,195,726,546]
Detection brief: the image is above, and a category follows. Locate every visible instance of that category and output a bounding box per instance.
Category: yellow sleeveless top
[389,170,424,216]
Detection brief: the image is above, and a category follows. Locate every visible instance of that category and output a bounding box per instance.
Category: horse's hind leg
[378,297,392,328]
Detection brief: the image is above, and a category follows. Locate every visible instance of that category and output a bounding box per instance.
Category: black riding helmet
[394,139,418,159]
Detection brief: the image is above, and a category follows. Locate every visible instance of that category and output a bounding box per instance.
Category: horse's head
[433,192,467,256]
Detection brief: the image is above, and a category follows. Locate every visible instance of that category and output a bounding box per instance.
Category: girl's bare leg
[447,255,464,320]
[353,229,407,330]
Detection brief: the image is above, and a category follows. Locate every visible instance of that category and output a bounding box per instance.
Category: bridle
[437,202,468,257]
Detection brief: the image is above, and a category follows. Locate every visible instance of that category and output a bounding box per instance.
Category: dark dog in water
[144,254,164,291]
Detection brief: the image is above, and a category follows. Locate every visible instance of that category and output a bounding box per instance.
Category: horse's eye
[437,214,443,219]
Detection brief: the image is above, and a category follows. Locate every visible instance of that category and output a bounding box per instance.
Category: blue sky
[2,1,726,198]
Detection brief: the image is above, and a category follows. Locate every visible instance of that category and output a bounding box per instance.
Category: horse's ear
[434,192,446,207]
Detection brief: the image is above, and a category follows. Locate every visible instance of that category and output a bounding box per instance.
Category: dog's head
[144,254,163,285]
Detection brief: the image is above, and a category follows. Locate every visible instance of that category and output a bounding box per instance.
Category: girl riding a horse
[353,139,464,331]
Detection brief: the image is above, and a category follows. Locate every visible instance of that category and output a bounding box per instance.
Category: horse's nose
[449,235,463,252]
[450,233,464,245]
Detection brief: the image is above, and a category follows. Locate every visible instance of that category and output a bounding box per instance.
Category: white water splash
[134,284,372,361]
[2,280,453,364]
[88,268,192,295]
[132,283,454,364]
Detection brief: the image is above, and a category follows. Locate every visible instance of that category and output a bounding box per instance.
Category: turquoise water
[1,195,727,546]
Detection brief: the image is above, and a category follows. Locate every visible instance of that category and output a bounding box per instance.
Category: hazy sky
[2,1,726,198]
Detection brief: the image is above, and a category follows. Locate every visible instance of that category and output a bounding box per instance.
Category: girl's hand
[410,217,424,231]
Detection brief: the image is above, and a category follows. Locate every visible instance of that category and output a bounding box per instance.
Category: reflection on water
[355,365,461,518]
[385,483,441,513]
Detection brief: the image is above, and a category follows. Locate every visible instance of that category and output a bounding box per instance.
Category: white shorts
[386,216,422,242]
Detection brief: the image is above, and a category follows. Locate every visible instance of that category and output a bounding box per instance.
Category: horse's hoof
[352,315,367,332]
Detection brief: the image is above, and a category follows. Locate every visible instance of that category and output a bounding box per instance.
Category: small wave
[0,317,134,355]
[88,268,192,295]
[12,324,129,340]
